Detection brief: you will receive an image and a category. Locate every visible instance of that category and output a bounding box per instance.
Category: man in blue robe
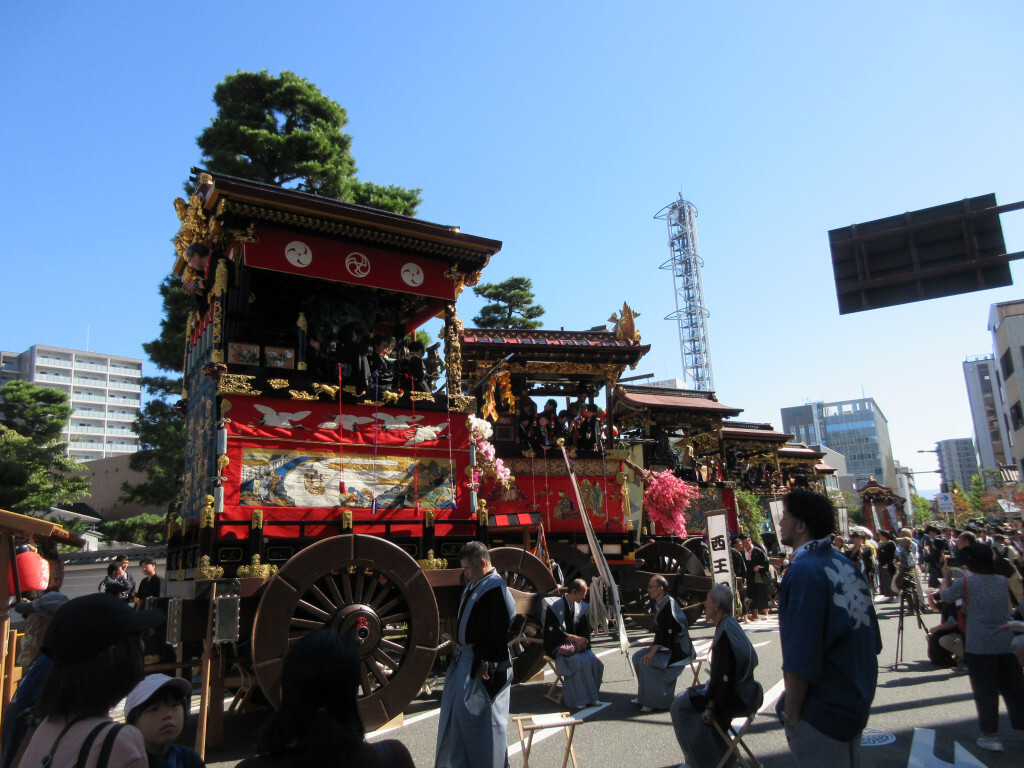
[777,489,882,768]
[436,542,516,768]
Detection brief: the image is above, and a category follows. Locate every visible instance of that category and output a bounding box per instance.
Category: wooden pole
[194,584,217,760]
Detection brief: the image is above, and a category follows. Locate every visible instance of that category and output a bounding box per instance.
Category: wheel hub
[332,603,381,655]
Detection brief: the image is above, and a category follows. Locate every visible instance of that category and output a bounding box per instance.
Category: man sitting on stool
[543,578,605,710]
[632,575,694,712]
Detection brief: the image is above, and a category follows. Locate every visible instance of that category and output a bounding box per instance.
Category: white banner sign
[768,499,788,554]
[706,510,734,588]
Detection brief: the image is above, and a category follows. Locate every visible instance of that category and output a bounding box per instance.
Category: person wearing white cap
[123,675,204,768]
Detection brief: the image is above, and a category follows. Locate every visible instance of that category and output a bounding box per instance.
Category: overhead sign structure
[829,194,1024,315]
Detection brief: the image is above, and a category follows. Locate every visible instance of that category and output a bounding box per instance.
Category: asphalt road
[195,596,1024,768]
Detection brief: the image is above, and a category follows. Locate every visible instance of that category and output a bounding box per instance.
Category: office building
[935,438,979,492]
[988,300,1024,475]
[780,398,897,490]
[963,354,1013,471]
[0,345,142,461]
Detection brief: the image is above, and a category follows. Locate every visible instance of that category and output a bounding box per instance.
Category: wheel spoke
[373,648,400,671]
[325,573,345,608]
[379,638,405,654]
[340,570,354,605]
[308,582,338,615]
[374,595,403,617]
[366,657,389,686]
[296,599,333,622]
[380,611,409,624]
[290,617,325,630]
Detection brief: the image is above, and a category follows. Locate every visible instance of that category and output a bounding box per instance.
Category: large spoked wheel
[251,535,439,731]
[489,547,558,683]
[622,539,711,629]
[549,541,599,586]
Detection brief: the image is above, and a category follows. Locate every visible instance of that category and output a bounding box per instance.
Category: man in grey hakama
[632,575,694,711]
[436,542,516,768]
[542,578,604,709]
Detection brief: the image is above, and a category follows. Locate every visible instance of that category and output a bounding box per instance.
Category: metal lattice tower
[655,195,714,391]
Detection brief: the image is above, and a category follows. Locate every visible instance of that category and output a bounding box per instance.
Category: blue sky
[3,1,1022,492]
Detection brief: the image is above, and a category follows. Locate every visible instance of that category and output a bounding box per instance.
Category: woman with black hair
[15,593,165,768]
[235,630,413,768]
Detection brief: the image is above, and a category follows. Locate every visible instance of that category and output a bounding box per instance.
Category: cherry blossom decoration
[642,470,699,537]
[466,416,514,490]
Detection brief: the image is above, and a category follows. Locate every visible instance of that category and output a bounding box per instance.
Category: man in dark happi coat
[542,578,604,710]
[436,542,516,768]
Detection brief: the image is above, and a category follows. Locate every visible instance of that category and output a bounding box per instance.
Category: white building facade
[0,345,142,461]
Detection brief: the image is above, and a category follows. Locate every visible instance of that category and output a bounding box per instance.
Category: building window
[1002,349,1014,379]
[1011,402,1024,431]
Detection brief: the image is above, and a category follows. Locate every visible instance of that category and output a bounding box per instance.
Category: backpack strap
[93,724,124,768]
[74,722,112,768]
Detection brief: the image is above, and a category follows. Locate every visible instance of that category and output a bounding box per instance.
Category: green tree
[123,72,425,511]
[99,514,167,546]
[0,381,90,514]
[910,494,933,527]
[734,489,766,544]
[472,277,545,329]
[197,70,421,214]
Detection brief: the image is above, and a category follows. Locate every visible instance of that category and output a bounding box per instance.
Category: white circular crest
[346,252,371,278]
[284,241,313,268]
[401,262,425,287]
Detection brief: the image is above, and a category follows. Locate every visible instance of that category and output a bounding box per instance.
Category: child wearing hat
[124,675,204,768]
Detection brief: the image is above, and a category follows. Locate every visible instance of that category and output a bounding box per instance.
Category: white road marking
[368,707,441,739]
[908,728,986,768]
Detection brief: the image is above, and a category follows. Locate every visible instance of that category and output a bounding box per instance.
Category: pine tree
[472,277,545,329]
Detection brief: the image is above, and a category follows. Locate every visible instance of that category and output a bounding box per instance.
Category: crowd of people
[515,397,608,456]
[5,500,1024,767]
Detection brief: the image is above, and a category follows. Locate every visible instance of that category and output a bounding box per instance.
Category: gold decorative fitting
[609,302,641,343]
[200,500,215,530]
[237,555,278,579]
[197,555,224,580]
[449,395,476,413]
[218,374,261,396]
[217,454,230,471]
[267,378,290,389]
[381,391,400,405]
[297,362,308,371]
[424,510,435,527]
[418,550,447,570]
[477,499,488,526]
[288,389,316,400]
[312,383,340,399]
[251,509,264,530]
[410,391,435,402]
[342,510,353,529]
[297,312,308,332]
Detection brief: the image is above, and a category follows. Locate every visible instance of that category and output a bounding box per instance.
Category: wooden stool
[543,655,565,705]
[513,712,584,768]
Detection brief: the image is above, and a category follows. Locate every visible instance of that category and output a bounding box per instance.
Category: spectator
[0,592,68,768]
[135,560,161,609]
[16,593,164,768]
[941,543,1024,752]
[100,561,132,602]
[236,630,413,767]
[876,530,897,602]
[124,675,204,768]
[777,489,881,768]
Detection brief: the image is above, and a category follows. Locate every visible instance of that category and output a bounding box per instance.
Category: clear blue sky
[3,1,1022,492]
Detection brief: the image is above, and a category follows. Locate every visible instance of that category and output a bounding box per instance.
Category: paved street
[198,596,1023,768]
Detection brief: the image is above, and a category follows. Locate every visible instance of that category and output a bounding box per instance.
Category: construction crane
[655,194,714,391]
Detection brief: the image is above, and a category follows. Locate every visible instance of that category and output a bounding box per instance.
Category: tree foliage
[910,494,933,527]
[0,381,90,514]
[734,489,766,544]
[197,70,421,214]
[99,514,166,546]
[472,277,545,329]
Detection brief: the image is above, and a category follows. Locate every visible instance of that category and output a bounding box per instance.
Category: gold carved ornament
[217,454,230,472]
[342,510,353,529]
[418,550,447,570]
[197,555,224,580]
[444,305,463,386]
[251,509,264,530]
[218,375,262,396]
[268,379,290,389]
[476,499,488,526]
[237,555,278,579]
[200,496,215,529]
[609,302,642,343]
[288,390,316,400]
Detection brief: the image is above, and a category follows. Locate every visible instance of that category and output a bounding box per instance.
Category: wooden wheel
[251,535,439,731]
[488,547,558,683]
[549,541,599,586]
[622,539,712,629]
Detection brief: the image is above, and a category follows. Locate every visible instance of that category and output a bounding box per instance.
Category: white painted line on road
[908,728,986,768]
[728,678,785,728]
